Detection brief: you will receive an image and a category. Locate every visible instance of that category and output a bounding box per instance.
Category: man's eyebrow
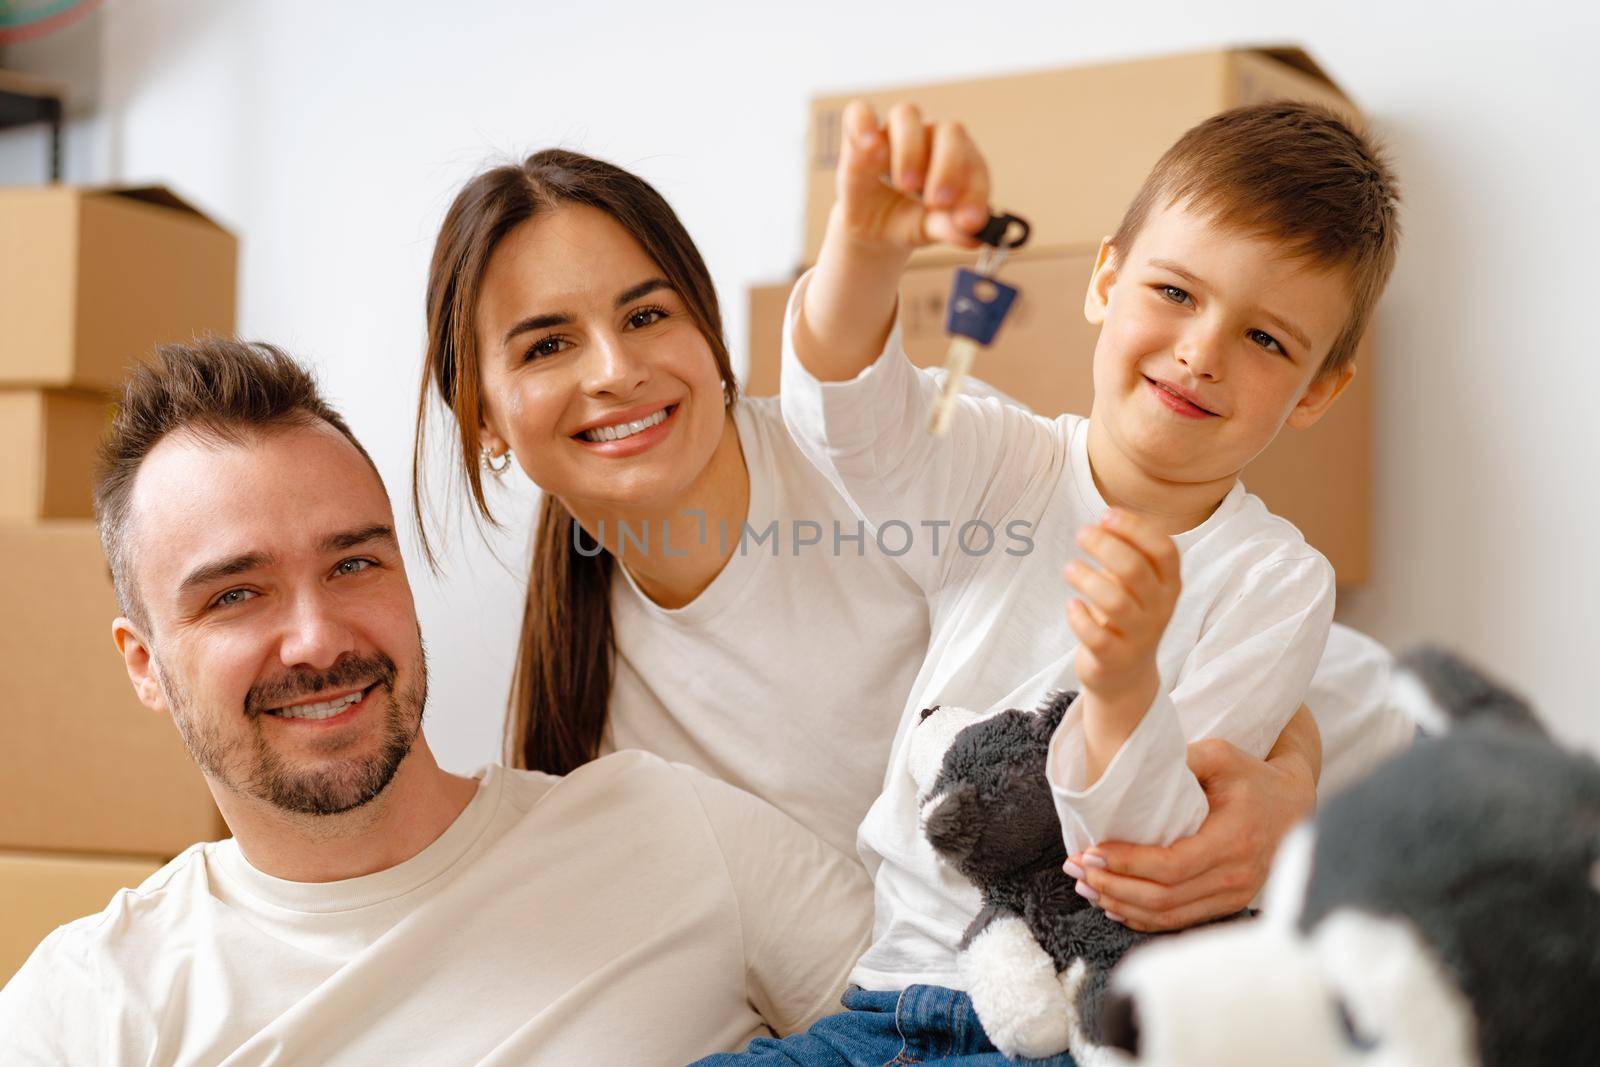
[615,277,671,308]
[321,523,397,554]
[1148,258,1312,353]
[178,552,272,598]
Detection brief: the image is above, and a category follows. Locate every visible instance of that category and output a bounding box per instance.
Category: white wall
[85,0,1598,763]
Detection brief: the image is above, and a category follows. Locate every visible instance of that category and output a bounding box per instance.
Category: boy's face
[1084,198,1356,487]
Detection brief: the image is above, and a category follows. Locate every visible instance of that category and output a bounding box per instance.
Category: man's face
[1085,198,1356,485]
[116,421,427,817]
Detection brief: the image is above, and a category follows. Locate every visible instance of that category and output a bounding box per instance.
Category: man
[0,339,870,1065]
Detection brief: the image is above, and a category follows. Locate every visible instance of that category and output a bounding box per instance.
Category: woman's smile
[571,401,681,457]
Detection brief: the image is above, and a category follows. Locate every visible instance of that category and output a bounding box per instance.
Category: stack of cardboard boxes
[0,184,237,983]
[745,45,1373,583]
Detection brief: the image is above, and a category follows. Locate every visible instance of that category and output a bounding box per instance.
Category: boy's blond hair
[1111,101,1401,376]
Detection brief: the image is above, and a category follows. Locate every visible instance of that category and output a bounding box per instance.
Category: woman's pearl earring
[482,446,512,475]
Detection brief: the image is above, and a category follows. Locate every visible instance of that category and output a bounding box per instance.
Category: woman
[410,147,1351,935]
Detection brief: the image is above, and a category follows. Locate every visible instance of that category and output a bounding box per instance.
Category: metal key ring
[974,212,1031,250]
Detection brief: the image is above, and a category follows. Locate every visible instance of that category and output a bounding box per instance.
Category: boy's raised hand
[1064,510,1182,720]
[834,99,993,254]
[797,101,994,382]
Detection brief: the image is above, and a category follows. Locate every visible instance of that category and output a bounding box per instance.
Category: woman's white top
[605,392,937,858]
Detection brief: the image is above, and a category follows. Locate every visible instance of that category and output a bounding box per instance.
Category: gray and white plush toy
[1100,648,1600,1067]
[910,693,1245,1062]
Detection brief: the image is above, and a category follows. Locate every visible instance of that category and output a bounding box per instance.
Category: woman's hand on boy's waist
[1062,715,1319,932]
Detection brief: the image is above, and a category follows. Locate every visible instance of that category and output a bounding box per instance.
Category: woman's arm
[1063,705,1321,932]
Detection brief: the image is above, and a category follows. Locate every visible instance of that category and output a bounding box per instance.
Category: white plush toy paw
[961,914,1073,1060]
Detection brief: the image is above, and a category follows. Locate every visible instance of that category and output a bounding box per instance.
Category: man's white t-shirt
[0,753,871,1066]
[779,274,1337,991]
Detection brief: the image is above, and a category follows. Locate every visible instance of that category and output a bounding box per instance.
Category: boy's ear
[1083,237,1118,326]
[1286,362,1356,430]
[113,618,169,714]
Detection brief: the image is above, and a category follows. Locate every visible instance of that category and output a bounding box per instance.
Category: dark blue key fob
[945,268,1019,346]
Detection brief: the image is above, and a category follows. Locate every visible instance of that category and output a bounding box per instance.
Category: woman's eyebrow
[614,278,670,307]
[503,312,571,347]
[500,278,671,348]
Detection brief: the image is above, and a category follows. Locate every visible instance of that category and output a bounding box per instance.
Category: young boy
[705,99,1400,1064]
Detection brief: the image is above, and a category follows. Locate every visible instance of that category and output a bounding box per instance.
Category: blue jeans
[692,984,1081,1066]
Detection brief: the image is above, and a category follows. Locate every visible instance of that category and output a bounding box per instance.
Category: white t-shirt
[0,753,871,1066]
[779,275,1335,990]
[605,393,933,859]
[1306,622,1417,798]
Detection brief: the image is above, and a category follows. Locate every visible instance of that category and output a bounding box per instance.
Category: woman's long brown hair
[413,149,739,774]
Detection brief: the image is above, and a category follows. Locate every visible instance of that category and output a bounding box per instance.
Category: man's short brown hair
[1110,100,1401,377]
[93,338,381,629]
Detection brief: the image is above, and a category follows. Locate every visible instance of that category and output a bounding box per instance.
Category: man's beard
[161,648,427,817]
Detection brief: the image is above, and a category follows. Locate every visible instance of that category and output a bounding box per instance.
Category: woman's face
[474,204,728,514]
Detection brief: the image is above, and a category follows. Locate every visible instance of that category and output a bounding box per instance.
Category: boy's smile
[1143,375,1221,419]
[1081,198,1357,526]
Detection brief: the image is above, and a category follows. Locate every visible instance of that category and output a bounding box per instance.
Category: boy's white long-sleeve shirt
[779,273,1335,991]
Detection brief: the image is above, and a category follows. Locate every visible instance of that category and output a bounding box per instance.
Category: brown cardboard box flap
[0,183,238,391]
[1244,45,1340,89]
[809,44,1342,107]
[0,182,234,232]
[103,185,235,234]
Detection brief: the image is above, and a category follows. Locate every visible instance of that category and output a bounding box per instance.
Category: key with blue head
[929,212,1031,436]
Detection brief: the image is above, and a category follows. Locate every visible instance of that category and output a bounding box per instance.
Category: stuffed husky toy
[1101,649,1600,1066]
[910,692,1246,1061]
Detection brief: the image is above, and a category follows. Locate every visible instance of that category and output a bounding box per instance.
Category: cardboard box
[804,46,1355,265]
[743,254,1372,583]
[0,388,111,521]
[0,523,229,856]
[0,185,236,391]
[1,851,162,984]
